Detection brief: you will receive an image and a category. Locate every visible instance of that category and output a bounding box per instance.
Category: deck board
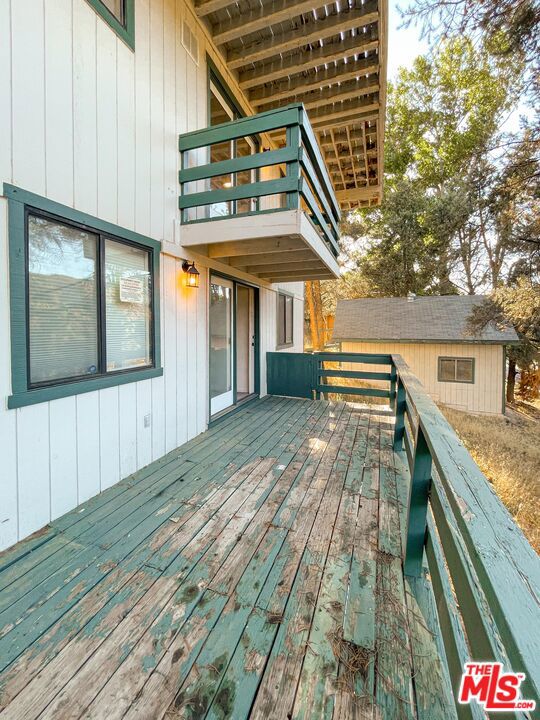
[0,397,454,719]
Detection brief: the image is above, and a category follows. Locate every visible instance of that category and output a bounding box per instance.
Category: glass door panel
[210,276,234,414]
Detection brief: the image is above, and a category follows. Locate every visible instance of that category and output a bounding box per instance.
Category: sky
[385,0,529,132]
[386,0,428,81]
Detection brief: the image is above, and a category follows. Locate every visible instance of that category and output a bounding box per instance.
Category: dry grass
[440,403,540,554]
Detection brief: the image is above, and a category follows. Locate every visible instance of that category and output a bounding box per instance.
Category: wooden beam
[239,34,379,90]
[311,111,379,132]
[208,237,306,258]
[249,57,379,108]
[227,2,379,69]
[335,185,381,202]
[212,0,321,46]
[309,98,379,125]
[266,76,380,112]
[318,125,377,146]
[232,249,317,267]
[262,270,335,280]
[194,0,239,17]
[246,260,324,274]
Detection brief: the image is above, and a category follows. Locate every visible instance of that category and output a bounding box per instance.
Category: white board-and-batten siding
[342,341,504,415]
[0,0,304,551]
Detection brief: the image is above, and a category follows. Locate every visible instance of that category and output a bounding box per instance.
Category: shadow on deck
[0,396,454,719]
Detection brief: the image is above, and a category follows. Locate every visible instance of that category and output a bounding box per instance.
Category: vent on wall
[182,17,199,65]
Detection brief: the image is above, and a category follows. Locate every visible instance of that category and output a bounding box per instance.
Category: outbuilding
[333,296,519,415]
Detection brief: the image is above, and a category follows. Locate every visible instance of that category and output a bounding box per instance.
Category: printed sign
[119,276,144,304]
[458,662,536,712]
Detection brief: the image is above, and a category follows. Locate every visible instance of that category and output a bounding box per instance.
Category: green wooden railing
[267,350,540,717]
[178,104,341,258]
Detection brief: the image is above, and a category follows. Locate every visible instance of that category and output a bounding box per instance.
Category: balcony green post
[390,364,397,410]
[404,426,432,577]
[393,377,406,451]
[286,122,301,211]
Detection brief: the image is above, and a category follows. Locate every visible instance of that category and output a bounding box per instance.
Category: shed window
[277,293,294,347]
[438,357,475,384]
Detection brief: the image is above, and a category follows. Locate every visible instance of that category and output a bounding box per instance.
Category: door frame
[208,271,260,421]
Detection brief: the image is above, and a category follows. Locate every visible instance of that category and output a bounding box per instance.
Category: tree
[467,279,540,401]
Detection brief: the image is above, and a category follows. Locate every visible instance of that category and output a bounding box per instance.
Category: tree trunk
[305,280,325,351]
[506,356,517,403]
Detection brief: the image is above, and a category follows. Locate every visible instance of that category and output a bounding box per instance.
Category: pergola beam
[312,111,379,132]
[249,57,379,107]
[309,99,379,125]
[212,0,322,46]
[227,2,378,69]
[264,76,380,112]
[239,34,378,89]
[335,185,381,202]
[195,0,240,17]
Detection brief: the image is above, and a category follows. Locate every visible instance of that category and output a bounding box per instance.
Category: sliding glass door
[209,276,234,415]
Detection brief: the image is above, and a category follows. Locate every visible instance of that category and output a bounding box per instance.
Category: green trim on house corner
[4,183,162,409]
[85,0,135,51]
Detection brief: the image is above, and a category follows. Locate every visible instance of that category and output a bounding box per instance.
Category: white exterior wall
[342,341,504,415]
[0,0,304,551]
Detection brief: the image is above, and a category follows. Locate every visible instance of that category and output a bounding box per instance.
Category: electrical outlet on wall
[144,414,151,428]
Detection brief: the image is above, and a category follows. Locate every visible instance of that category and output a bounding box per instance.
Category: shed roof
[332,296,519,344]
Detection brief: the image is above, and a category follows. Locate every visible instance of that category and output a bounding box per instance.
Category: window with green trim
[277,292,294,348]
[5,185,162,409]
[86,0,135,50]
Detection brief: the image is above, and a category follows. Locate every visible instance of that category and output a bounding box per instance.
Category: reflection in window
[26,212,155,388]
[28,216,99,384]
[100,0,124,23]
[105,240,152,371]
[277,293,294,347]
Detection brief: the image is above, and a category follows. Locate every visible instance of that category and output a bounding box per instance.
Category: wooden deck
[0,396,454,719]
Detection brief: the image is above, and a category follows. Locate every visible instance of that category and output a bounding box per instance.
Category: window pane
[210,282,232,398]
[105,239,152,372]
[439,359,455,382]
[456,358,474,382]
[28,215,99,384]
[100,0,124,22]
[277,294,286,346]
[285,296,293,344]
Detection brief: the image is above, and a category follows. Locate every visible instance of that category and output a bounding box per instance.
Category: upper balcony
[178,104,341,283]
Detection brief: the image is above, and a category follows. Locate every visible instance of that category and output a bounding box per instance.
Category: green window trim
[85,0,135,51]
[5,184,162,410]
[437,356,475,385]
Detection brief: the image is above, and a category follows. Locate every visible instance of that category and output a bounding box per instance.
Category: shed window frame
[277,291,294,349]
[437,356,475,384]
[5,184,162,409]
[86,0,135,50]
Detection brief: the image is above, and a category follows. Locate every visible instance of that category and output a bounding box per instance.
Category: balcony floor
[0,397,454,719]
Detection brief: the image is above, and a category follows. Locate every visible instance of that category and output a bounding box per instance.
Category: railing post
[393,377,406,451]
[285,122,301,211]
[404,425,432,577]
[390,364,397,411]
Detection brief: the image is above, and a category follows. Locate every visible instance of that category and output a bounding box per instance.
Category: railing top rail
[297,105,341,223]
[392,353,540,700]
[178,104,303,152]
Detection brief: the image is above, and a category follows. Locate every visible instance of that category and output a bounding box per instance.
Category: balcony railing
[266,350,540,715]
[178,104,341,258]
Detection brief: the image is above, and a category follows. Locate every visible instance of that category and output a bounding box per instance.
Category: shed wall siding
[0,0,303,551]
[342,341,504,415]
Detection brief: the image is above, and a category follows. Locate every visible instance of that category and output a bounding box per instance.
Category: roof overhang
[195,0,388,210]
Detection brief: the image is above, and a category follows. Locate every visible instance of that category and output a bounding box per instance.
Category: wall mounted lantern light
[182,260,200,288]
